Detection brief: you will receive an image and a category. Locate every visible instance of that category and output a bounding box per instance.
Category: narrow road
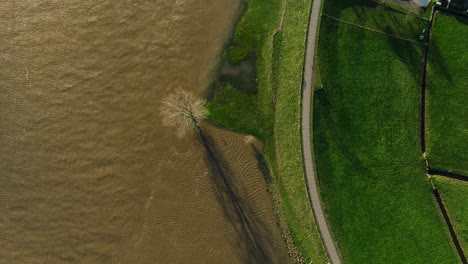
[300,0,342,263]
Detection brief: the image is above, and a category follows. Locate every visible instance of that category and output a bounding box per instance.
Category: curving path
[300,0,342,263]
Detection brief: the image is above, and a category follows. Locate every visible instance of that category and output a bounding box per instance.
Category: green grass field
[207,0,328,262]
[323,0,428,39]
[313,8,459,263]
[434,176,468,254]
[426,12,468,176]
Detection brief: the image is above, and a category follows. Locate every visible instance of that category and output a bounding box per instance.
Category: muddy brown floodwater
[0,1,289,263]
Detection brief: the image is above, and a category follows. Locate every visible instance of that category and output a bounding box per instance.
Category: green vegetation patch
[426,12,468,176]
[313,14,459,263]
[433,176,468,254]
[207,82,264,137]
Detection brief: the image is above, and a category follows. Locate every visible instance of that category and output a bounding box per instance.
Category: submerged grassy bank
[313,0,459,262]
[206,0,327,262]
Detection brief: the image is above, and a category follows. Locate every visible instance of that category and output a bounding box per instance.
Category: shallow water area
[0,1,288,263]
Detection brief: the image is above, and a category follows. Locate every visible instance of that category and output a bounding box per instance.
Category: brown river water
[0,1,288,263]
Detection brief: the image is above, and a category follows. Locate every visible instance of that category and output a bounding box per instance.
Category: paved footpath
[300,0,342,263]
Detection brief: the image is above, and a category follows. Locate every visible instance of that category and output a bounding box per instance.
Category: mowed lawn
[433,176,468,254]
[426,13,468,175]
[313,16,459,263]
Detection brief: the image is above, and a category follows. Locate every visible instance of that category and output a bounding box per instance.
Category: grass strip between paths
[273,1,329,263]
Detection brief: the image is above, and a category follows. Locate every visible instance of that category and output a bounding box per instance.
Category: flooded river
[0,1,288,263]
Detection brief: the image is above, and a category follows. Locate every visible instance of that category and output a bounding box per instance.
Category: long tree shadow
[251,146,273,184]
[313,90,379,182]
[196,127,283,263]
[427,38,453,85]
[385,25,424,77]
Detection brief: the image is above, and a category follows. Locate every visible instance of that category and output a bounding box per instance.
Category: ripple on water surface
[0,1,288,263]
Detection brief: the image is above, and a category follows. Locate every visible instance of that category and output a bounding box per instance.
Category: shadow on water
[251,145,273,184]
[329,0,379,23]
[196,127,281,263]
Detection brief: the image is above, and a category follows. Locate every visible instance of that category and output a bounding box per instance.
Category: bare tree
[160,88,207,138]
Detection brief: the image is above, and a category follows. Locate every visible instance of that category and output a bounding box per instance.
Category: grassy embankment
[433,176,468,253]
[206,0,327,262]
[313,0,459,262]
[426,12,468,175]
